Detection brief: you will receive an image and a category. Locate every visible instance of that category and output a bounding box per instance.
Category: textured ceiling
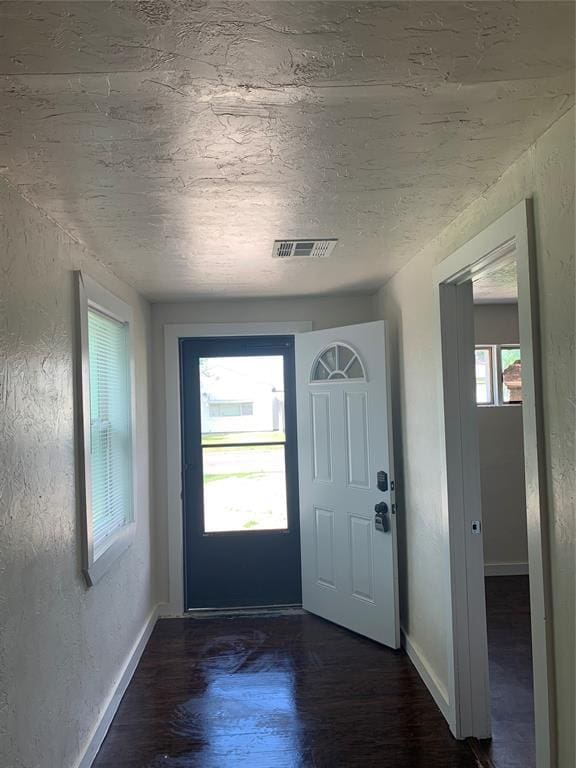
[0,1,573,300]
[473,259,518,303]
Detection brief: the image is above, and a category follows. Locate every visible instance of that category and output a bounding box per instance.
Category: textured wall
[0,180,155,768]
[373,108,574,764]
[474,303,528,568]
[151,295,373,601]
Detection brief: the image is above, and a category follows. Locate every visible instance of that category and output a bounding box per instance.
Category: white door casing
[433,201,553,764]
[295,321,400,648]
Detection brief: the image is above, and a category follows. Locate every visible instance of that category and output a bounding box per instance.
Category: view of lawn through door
[199,355,288,532]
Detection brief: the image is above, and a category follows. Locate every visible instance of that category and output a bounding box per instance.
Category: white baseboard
[484,561,529,576]
[75,605,159,768]
[401,629,451,724]
[157,601,182,618]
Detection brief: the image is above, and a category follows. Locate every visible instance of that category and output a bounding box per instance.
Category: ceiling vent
[272,239,337,259]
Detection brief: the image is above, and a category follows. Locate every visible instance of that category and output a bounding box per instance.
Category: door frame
[162,322,312,616]
[433,200,555,766]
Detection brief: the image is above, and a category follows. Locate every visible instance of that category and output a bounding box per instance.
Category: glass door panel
[202,444,287,532]
[199,355,288,533]
[200,355,285,443]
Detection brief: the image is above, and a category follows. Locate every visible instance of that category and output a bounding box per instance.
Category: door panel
[296,321,399,648]
[350,514,374,602]
[315,507,336,588]
[311,393,332,482]
[345,391,370,488]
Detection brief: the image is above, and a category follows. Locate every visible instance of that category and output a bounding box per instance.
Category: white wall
[373,108,574,765]
[151,296,373,602]
[477,406,527,568]
[474,304,528,570]
[0,180,155,768]
[474,302,519,344]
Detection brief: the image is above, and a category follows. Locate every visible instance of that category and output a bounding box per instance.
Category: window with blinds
[88,308,133,558]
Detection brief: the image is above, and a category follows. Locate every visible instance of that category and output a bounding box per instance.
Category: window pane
[475,347,493,404]
[337,344,354,369]
[200,356,285,444]
[202,444,288,532]
[311,344,366,382]
[345,357,364,380]
[501,347,522,403]
[320,346,337,372]
[312,360,330,381]
[88,309,132,556]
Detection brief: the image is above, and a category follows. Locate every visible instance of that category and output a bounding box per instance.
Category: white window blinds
[88,308,133,557]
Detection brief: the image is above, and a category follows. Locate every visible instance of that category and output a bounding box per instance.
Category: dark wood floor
[93,580,534,768]
[93,612,481,768]
[475,576,535,768]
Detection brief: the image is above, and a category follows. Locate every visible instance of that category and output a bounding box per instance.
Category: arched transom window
[311,343,366,382]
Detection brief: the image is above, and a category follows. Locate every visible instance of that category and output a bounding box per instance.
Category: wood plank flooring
[474,576,535,768]
[93,578,535,767]
[93,612,481,767]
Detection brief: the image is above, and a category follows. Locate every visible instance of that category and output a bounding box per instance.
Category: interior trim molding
[401,628,451,723]
[75,605,158,768]
[163,321,313,615]
[484,562,529,577]
[433,200,555,765]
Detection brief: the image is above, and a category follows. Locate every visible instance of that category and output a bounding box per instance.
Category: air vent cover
[272,239,337,259]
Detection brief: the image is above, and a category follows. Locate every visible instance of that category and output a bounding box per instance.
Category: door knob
[374,502,389,533]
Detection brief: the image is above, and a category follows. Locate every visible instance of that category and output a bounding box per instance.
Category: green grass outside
[202,431,285,445]
[203,471,267,483]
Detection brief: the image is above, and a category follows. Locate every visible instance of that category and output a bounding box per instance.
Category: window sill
[83,522,136,587]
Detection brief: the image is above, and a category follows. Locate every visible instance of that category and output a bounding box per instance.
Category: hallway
[2,5,573,767]
[92,613,479,768]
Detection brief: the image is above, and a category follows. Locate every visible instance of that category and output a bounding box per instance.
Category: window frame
[310,342,367,383]
[498,344,522,404]
[75,271,137,586]
[473,346,494,405]
[474,343,522,407]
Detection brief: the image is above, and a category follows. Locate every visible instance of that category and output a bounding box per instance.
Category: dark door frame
[179,334,302,610]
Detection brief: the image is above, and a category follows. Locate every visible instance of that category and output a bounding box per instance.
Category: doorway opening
[180,335,301,610]
[472,266,535,767]
[434,201,554,767]
[166,319,400,652]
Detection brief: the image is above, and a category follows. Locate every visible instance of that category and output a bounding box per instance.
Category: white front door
[295,321,399,648]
